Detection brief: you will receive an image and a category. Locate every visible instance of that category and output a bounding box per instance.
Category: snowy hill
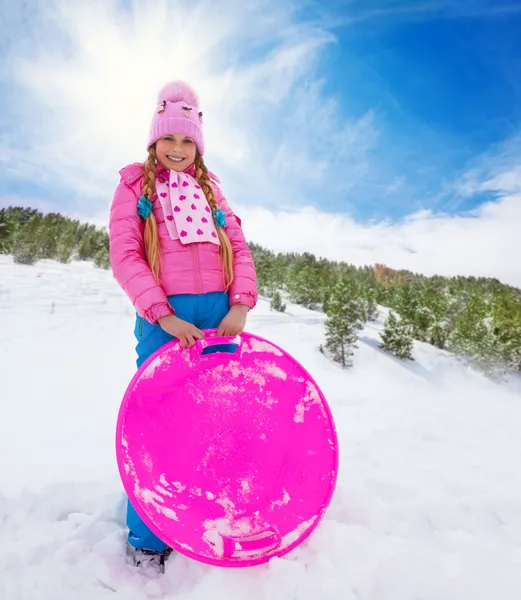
[1,255,521,600]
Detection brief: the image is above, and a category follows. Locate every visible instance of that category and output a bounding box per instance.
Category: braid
[195,153,234,290]
[143,146,161,281]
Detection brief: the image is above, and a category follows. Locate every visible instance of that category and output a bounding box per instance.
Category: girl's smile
[156,134,196,171]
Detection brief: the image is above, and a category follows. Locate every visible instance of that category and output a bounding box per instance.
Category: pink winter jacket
[109,162,258,324]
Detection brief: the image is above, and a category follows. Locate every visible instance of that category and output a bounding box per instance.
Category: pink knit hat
[147,81,204,155]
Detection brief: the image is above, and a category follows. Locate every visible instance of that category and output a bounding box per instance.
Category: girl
[109,81,258,569]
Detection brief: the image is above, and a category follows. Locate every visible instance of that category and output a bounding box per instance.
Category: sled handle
[221,530,281,558]
[195,330,242,355]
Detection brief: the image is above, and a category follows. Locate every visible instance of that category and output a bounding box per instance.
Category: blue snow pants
[126,292,230,551]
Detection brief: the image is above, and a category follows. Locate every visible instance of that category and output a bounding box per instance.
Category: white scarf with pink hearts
[155,169,219,245]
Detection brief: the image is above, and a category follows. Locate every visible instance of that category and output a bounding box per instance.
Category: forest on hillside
[1,206,520,378]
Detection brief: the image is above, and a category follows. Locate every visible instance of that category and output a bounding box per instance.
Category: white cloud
[8,182,518,289]
[0,0,376,213]
[235,191,521,289]
[1,0,519,290]
[450,132,521,206]
[481,168,521,194]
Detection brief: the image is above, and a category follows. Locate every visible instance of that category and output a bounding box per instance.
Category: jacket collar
[119,161,196,184]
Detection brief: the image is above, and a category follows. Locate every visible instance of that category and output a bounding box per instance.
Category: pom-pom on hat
[147,81,204,155]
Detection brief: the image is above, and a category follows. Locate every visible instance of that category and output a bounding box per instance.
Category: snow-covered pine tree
[503,326,521,372]
[324,278,365,367]
[414,305,435,341]
[416,280,450,348]
[427,319,449,349]
[322,287,332,315]
[362,286,379,321]
[422,280,449,321]
[473,319,504,378]
[448,295,503,376]
[380,311,414,359]
[393,283,420,332]
[269,290,286,313]
[491,290,521,372]
[449,295,488,356]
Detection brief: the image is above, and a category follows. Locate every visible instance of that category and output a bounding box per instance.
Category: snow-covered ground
[1,255,521,600]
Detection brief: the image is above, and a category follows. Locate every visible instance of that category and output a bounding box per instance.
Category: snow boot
[126,543,173,574]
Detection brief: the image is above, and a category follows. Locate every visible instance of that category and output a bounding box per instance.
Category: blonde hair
[142,147,234,289]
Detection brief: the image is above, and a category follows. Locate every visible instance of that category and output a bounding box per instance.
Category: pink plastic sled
[116,330,338,567]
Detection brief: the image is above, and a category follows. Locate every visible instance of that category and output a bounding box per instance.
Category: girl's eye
[183,139,193,144]
[164,136,173,141]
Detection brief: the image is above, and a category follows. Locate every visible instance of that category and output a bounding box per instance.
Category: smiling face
[155,134,197,172]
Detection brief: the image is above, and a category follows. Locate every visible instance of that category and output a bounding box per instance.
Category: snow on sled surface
[117,329,338,567]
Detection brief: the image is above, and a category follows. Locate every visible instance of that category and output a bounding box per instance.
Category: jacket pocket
[138,317,144,337]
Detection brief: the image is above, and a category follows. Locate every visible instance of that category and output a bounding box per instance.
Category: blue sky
[319,0,521,216]
[1,0,520,284]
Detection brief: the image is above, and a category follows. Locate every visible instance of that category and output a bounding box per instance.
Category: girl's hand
[158,314,204,347]
[217,304,248,336]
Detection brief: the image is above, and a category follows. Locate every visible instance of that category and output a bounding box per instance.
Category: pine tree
[0,214,17,254]
[422,281,449,321]
[380,311,414,359]
[427,319,449,349]
[491,290,521,372]
[449,295,503,375]
[414,306,435,341]
[503,326,521,371]
[417,281,450,348]
[269,290,286,312]
[93,246,110,269]
[77,226,100,260]
[375,284,392,307]
[12,214,43,265]
[473,322,503,378]
[449,295,488,355]
[39,213,65,259]
[288,265,322,309]
[2,204,521,375]
[362,286,379,321]
[324,278,365,367]
[322,287,333,315]
[393,283,420,330]
[251,249,272,295]
[56,230,76,263]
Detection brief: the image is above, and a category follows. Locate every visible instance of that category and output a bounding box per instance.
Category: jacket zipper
[139,317,144,337]
[192,244,203,294]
